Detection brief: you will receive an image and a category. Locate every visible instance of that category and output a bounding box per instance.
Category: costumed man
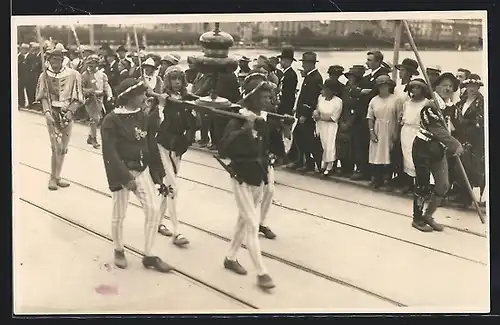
[153,66,195,246]
[411,72,463,232]
[35,47,84,190]
[116,45,128,61]
[218,71,277,290]
[349,50,390,181]
[141,57,163,113]
[158,54,180,81]
[81,54,113,148]
[101,78,172,272]
[287,52,324,172]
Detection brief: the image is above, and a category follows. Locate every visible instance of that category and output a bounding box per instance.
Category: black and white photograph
[12,11,489,314]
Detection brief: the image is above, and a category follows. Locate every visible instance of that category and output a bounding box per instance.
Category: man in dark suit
[350,50,390,181]
[25,42,43,110]
[103,50,120,114]
[288,52,323,172]
[17,43,30,108]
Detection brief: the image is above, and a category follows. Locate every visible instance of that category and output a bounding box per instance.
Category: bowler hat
[435,72,460,92]
[462,73,483,87]
[327,65,344,75]
[277,46,296,61]
[299,52,318,62]
[395,58,419,75]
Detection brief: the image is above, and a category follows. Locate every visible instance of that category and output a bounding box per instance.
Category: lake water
[151,49,486,82]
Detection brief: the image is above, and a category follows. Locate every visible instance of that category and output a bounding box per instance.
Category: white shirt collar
[306,68,317,76]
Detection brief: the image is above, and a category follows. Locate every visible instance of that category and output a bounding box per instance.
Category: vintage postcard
[12,11,489,315]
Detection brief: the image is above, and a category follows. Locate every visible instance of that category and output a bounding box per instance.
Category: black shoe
[257,274,275,289]
[412,220,433,232]
[424,217,444,232]
[259,225,277,239]
[142,256,173,273]
[114,249,128,269]
[224,258,248,275]
[87,135,93,145]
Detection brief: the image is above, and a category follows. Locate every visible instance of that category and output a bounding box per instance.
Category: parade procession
[13,14,489,314]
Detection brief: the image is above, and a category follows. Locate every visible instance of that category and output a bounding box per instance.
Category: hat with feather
[237,69,273,105]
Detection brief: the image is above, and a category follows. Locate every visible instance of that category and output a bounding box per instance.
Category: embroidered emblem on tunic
[134,127,147,140]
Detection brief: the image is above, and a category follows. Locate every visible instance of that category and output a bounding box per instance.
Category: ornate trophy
[191,22,238,110]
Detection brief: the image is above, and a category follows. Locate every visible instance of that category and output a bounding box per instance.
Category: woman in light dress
[313,79,343,176]
[367,75,402,189]
[399,78,432,193]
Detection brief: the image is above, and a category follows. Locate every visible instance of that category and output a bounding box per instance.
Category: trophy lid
[199,23,234,57]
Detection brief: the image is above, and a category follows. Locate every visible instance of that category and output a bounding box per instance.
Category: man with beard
[350,50,390,181]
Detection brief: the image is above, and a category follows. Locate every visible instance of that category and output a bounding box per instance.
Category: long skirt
[400,124,419,177]
[316,120,338,163]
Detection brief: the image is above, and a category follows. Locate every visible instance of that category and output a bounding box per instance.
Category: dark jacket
[106,61,121,91]
[150,99,196,157]
[18,53,30,79]
[278,66,298,115]
[219,114,273,186]
[351,67,390,121]
[295,69,323,121]
[101,110,165,192]
[26,52,43,79]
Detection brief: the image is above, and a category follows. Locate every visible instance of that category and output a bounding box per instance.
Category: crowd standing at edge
[17,41,486,221]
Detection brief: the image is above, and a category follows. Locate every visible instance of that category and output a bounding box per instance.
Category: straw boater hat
[426,65,442,75]
[238,70,273,105]
[160,53,179,65]
[20,43,30,49]
[277,46,296,61]
[406,78,432,99]
[395,58,419,75]
[141,57,156,68]
[115,78,147,105]
[434,72,460,92]
[462,73,483,87]
[374,74,396,87]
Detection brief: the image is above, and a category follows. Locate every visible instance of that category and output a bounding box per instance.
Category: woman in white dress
[399,78,431,193]
[313,79,343,176]
[367,75,402,189]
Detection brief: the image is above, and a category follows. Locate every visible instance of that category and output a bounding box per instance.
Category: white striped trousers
[260,166,275,226]
[111,167,162,256]
[157,144,182,236]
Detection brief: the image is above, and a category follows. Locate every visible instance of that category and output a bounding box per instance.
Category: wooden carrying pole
[392,21,403,81]
[401,20,485,224]
[133,26,144,81]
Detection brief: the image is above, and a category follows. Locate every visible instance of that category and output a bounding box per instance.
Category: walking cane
[401,20,485,224]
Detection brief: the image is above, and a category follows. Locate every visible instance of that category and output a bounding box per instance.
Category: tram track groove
[25,118,487,239]
[19,198,258,310]
[19,163,407,307]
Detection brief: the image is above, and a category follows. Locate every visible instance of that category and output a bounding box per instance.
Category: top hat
[277,46,296,61]
[116,78,147,102]
[116,45,127,53]
[462,73,483,87]
[395,58,419,75]
[435,72,460,92]
[374,74,396,87]
[299,52,318,62]
[327,65,344,75]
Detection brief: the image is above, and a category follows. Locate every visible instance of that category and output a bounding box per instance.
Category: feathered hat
[238,70,273,105]
[115,78,147,105]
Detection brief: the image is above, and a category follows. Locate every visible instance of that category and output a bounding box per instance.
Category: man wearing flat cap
[288,51,323,172]
[17,43,31,108]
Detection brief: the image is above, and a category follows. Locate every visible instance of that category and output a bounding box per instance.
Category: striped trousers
[157,144,182,236]
[260,166,275,226]
[111,167,162,256]
[227,179,268,275]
